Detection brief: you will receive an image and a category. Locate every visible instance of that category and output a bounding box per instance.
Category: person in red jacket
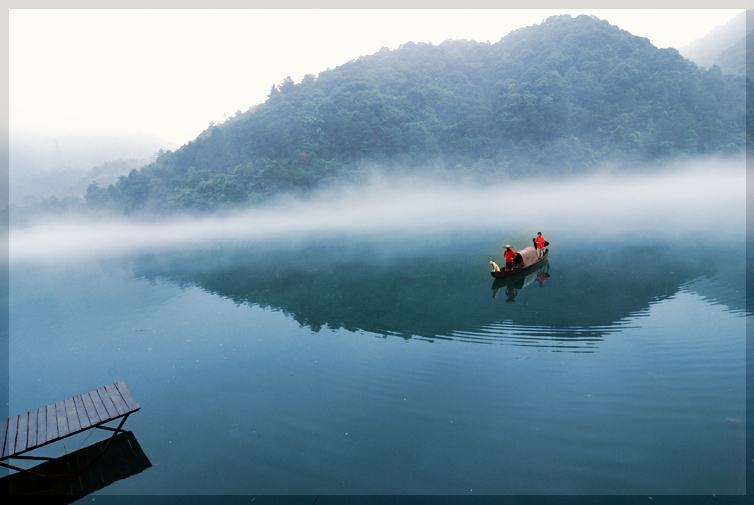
[534,232,546,258]
[503,245,516,271]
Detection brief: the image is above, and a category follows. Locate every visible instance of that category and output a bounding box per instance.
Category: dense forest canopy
[19,14,749,219]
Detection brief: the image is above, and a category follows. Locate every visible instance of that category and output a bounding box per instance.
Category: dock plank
[27,409,38,449]
[5,415,18,459]
[55,400,69,438]
[81,391,101,426]
[64,397,81,434]
[16,412,28,454]
[74,394,91,430]
[96,387,118,419]
[36,407,47,446]
[115,381,140,412]
[88,390,109,423]
[0,417,8,459]
[105,383,128,416]
[46,404,58,443]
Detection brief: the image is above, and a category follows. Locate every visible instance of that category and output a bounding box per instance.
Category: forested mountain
[76,14,747,215]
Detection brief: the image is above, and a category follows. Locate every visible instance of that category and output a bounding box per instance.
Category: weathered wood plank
[0,417,8,459]
[64,397,81,434]
[55,400,69,438]
[115,381,140,412]
[105,383,128,416]
[88,389,109,423]
[96,387,118,420]
[36,407,47,446]
[5,415,18,459]
[81,391,101,426]
[74,394,91,430]
[27,409,38,449]
[46,404,57,443]
[16,411,28,454]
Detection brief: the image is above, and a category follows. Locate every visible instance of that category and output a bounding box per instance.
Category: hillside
[58,15,748,216]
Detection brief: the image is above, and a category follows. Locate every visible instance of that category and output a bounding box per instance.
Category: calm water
[6,225,747,497]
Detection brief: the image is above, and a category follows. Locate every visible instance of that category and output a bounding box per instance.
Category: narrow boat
[491,245,548,278]
[491,265,548,292]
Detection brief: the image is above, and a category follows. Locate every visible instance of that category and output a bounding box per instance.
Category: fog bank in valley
[8,158,746,263]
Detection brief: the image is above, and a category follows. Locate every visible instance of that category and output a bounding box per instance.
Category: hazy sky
[9,7,746,149]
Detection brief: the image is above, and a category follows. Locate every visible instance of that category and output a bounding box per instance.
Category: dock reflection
[3,430,151,499]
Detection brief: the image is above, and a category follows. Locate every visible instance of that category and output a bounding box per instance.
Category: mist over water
[7,157,747,494]
[8,158,745,263]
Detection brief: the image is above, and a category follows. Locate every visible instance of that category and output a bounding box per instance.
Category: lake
[4,164,750,499]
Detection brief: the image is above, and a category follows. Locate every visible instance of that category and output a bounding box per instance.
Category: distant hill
[10,158,153,206]
[33,14,748,218]
[10,129,174,175]
[9,129,175,206]
[8,129,175,221]
[679,10,751,76]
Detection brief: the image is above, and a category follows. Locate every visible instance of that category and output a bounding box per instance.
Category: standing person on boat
[533,232,546,258]
[503,245,516,271]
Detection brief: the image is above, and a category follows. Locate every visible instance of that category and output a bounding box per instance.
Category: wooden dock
[1,381,140,463]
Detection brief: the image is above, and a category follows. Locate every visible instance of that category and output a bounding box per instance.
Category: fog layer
[9,158,745,263]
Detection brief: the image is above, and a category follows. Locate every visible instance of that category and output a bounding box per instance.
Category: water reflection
[3,430,151,499]
[123,232,744,352]
[491,263,551,300]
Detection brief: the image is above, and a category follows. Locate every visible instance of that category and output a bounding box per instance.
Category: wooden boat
[491,246,548,279]
[491,265,548,291]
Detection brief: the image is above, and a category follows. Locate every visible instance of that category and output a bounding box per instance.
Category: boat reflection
[3,430,151,499]
[492,263,551,301]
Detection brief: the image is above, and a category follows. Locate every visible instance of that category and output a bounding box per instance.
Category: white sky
[8,6,747,148]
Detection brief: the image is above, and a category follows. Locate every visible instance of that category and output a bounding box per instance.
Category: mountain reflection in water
[127,232,744,352]
[8,225,747,495]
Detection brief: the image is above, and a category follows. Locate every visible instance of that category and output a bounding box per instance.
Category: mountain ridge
[12,14,748,221]
[678,10,754,75]
[679,10,750,76]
